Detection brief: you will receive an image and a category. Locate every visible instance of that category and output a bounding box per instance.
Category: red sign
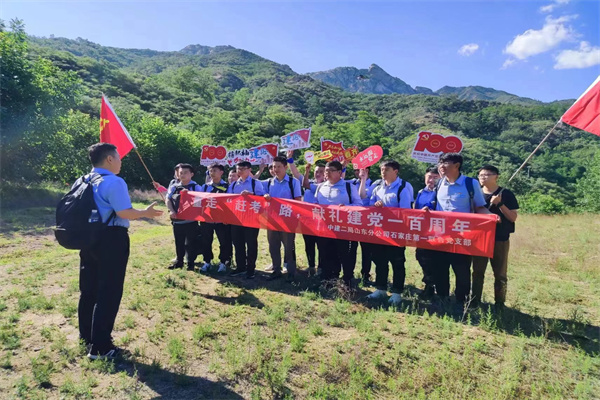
[411,131,464,163]
[178,192,497,257]
[321,138,358,162]
[200,145,228,166]
[352,145,383,169]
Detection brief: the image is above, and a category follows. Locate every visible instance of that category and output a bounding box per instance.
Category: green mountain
[2,22,597,212]
[308,64,543,105]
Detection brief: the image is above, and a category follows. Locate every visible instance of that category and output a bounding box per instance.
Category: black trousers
[231,225,259,274]
[319,237,354,283]
[79,227,130,349]
[431,250,472,302]
[415,248,436,288]
[200,222,232,264]
[360,242,374,276]
[372,244,406,294]
[302,234,322,269]
[172,222,198,267]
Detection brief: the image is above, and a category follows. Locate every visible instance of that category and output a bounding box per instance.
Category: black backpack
[170,182,198,220]
[54,173,115,250]
[231,178,256,194]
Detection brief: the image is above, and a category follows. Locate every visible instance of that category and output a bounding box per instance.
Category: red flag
[561,75,600,137]
[100,95,136,158]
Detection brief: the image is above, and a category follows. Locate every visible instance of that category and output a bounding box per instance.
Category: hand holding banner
[352,145,383,169]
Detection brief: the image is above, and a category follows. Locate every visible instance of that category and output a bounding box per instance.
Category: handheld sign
[352,145,383,169]
[304,150,332,164]
[201,145,228,166]
[281,128,311,151]
[320,138,358,162]
[411,131,464,163]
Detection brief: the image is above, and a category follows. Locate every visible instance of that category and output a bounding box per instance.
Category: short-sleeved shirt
[81,167,133,228]
[434,174,486,213]
[414,188,437,209]
[484,187,519,241]
[315,179,362,206]
[265,175,302,199]
[369,178,414,209]
[349,178,373,206]
[227,175,265,196]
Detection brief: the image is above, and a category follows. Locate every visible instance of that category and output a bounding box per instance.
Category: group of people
[160,151,519,309]
[77,142,518,360]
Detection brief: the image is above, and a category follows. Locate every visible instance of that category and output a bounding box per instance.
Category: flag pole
[134,148,165,201]
[507,120,563,183]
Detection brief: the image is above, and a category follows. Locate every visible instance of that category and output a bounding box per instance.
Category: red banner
[178,192,497,257]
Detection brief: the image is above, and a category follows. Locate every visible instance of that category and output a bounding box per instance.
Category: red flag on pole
[100,95,136,158]
[561,75,600,137]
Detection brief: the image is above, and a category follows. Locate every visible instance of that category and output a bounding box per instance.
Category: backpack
[54,173,115,250]
[231,178,256,194]
[373,179,408,207]
[267,177,296,198]
[431,175,475,212]
[315,181,353,204]
[170,182,199,220]
[203,181,228,193]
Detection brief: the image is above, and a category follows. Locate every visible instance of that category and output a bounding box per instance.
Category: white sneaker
[282,263,288,273]
[217,263,227,273]
[367,289,388,300]
[200,263,211,272]
[388,293,402,306]
[264,264,274,272]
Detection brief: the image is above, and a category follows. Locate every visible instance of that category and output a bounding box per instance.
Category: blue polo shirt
[435,174,485,213]
[369,178,414,209]
[314,179,362,206]
[265,175,302,199]
[81,167,132,228]
[227,176,265,196]
[414,188,437,209]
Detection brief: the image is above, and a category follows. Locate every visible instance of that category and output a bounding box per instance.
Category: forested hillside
[2,19,599,212]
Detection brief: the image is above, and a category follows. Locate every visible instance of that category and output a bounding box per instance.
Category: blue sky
[3,0,599,102]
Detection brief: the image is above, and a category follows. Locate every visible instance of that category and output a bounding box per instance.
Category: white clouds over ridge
[458,43,479,56]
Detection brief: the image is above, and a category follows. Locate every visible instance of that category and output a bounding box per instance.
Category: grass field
[0,195,599,399]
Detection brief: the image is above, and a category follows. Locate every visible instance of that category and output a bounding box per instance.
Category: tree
[575,150,600,212]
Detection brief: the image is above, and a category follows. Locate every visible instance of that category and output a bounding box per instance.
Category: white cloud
[458,43,479,56]
[503,15,576,62]
[539,0,570,13]
[501,58,516,70]
[554,41,600,69]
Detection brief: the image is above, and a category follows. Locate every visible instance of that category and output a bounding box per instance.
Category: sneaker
[264,264,274,272]
[217,263,227,273]
[200,263,211,273]
[367,289,388,300]
[283,263,288,273]
[230,269,247,277]
[266,270,283,281]
[418,284,435,300]
[361,274,372,287]
[87,344,122,360]
[388,293,402,306]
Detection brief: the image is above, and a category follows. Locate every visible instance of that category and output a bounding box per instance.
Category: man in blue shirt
[314,161,362,287]
[79,143,163,359]
[166,164,202,271]
[366,160,414,305]
[263,156,303,282]
[301,162,326,276]
[413,166,440,299]
[349,167,376,286]
[227,161,265,279]
[198,163,232,274]
[423,153,496,304]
